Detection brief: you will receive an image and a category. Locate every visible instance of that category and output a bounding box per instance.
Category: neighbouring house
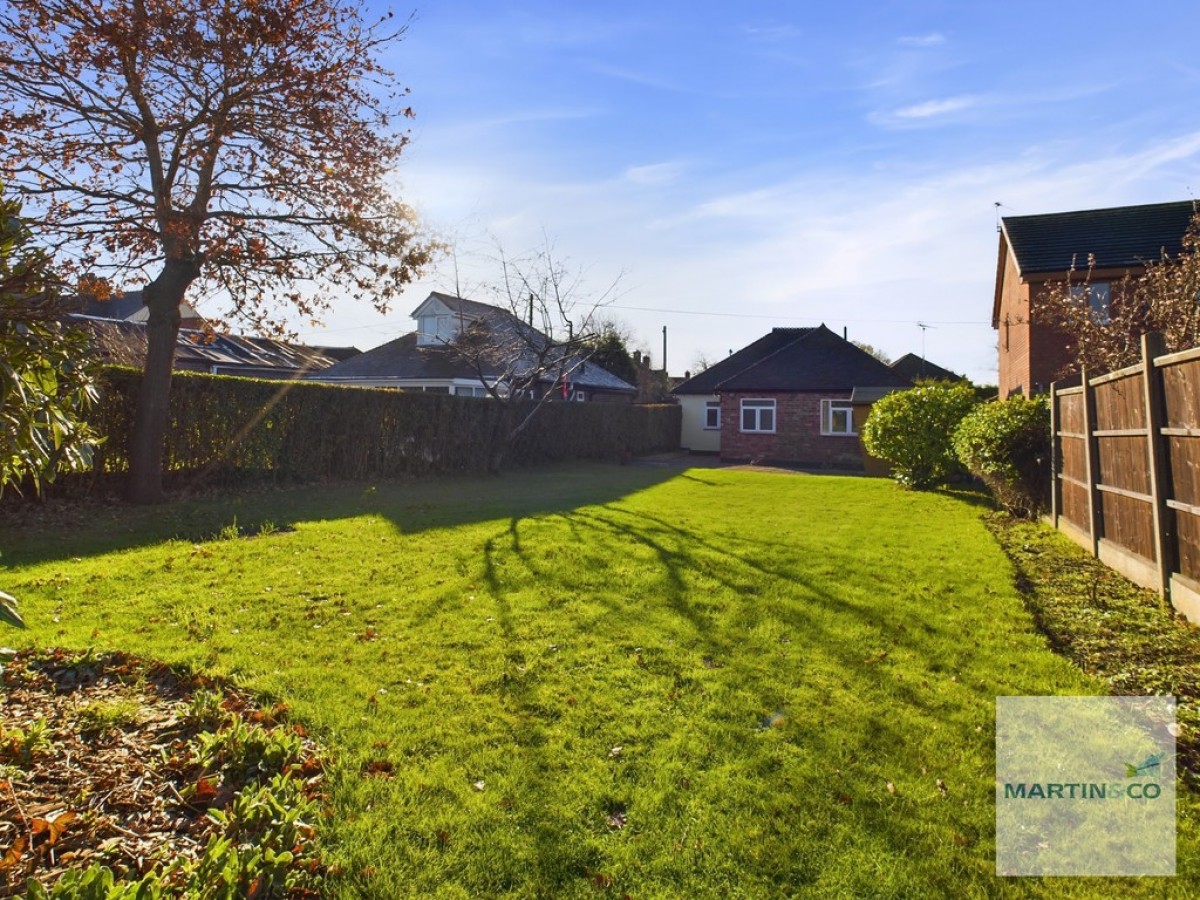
[672,325,911,470]
[73,315,353,379]
[993,200,1196,398]
[308,291,638,401]
[67,289,207,330]
[889,353,965,383]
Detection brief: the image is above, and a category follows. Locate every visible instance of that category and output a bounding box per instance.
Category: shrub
[861,381,978,489]
[953,396,1050,518]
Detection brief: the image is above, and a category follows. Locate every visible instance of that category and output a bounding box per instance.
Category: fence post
[1080,365,1102,558]
[1141,331,1174,598]
[1049,380,1060,527]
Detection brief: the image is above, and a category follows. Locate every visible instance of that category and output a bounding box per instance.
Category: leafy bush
[861,381,978,489]
[0,188,99,498]
[953,396,1050,518]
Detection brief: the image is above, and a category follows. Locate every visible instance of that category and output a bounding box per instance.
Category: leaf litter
[0,648,326,896]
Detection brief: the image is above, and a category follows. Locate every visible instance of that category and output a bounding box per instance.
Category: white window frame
[821,399,856,436]
[740,398,776,434]
[416,314,457,345]
[704,400,721,430]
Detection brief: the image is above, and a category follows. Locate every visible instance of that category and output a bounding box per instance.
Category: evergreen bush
[861,381,978,489]
[953,396,1050,518]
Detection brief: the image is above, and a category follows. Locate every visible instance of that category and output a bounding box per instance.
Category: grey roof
[72,315,340,376]
[415,291,505,320]
[312,333,509,380]
[850,386,908,403]
[672,328,814,394]
[1003,200,1196,275]
[69,290,147,320]
[316,293,637,393]
[675,325,911,394]
[889,353,965,383]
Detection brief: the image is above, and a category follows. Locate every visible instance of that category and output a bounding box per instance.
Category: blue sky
[296,1,1200,383]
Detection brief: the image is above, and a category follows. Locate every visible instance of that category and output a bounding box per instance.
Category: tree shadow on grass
[0,463,679,567]
[456,493,1019,894]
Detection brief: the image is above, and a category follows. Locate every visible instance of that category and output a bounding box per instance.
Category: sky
[293,0,1200,384]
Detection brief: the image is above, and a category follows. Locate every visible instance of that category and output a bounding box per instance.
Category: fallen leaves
[0,836,26,873]
[0,649,327,893]
[31,811,77,847]
[361,760,394,779]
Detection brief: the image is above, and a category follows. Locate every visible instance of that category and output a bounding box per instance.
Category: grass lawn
[2,464,1197,897]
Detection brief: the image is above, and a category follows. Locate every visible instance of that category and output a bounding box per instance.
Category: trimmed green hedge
[84,368,680,489]
[953,396,1050,518]
[860,381,978,489]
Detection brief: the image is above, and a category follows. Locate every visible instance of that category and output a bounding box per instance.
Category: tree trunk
[126,260,199,504]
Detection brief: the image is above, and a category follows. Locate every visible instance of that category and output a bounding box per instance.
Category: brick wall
[997,246,1141,396]
[719,391,866,469]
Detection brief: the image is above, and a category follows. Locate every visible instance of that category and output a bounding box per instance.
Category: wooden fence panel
[1059,389,1085,435]
[1051,336,1200,622]
[1093,371,1145,430]
[1159,350,1200,615]
[1098,491,1155,561]
[1162,357,1200,428]
[1096,435,1151,496]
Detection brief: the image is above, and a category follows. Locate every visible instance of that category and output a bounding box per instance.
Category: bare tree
[440,241,620,470]
[851,341,892,365]
[1035,212,1200,376]
[0,0,434,502]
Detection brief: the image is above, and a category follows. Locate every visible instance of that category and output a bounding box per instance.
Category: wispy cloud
[623,161,687,186]
[586,63,687,93]
[893,95,976,119]
[869,95,978,126]
[898,33,946,47]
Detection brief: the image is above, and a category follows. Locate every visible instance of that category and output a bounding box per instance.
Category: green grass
[2,464,1196,897]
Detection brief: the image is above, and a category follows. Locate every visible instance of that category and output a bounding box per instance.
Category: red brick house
[993,200,1195,398]
[672,325,911,470]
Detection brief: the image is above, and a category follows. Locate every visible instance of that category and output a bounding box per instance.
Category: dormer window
[417,314,457,345]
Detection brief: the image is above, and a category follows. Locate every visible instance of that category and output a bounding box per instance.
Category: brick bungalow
[673,325,911,470]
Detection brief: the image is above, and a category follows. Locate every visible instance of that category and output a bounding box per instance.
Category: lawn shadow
[0,463,679,567]
[459,486,1013,892]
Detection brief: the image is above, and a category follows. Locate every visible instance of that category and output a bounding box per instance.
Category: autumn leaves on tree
[1035,212,1200,379]
[0,0,434,502]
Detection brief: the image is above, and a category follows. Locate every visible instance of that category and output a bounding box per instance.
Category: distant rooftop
[673,326,910,394]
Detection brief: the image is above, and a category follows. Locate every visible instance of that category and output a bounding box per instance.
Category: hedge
[953,396,1050,518]
[80,368,680,490]
[860,381,978,489]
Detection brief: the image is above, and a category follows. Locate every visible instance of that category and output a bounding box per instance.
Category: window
[740,398,775,433]
[454,385,490,398]
[704,401,721,430]
[416,314,457,345]
[821,399,856,436]
[570,390,587,402]
[1070,282,1111,324]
